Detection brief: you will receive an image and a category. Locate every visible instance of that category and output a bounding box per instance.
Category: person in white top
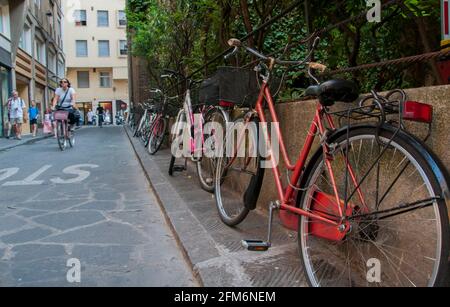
[51,78,78,129]
[87,109,94,125]
[8,90,27,140]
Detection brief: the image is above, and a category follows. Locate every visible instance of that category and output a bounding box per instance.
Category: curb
[123,126,205,287]
[0,134,52,152]
[123,125,307,287]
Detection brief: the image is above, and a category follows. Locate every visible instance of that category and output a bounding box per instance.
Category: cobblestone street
[0,127,197,286]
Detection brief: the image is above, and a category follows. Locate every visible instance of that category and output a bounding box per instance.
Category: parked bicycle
[147,88,179,155]
[133,100,157,147]
[166,69,230,192]
[214,37,450,287]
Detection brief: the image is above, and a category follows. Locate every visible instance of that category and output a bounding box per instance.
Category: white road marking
[50,164,99,184]
[3,165,53,186]
[0,168,20,182]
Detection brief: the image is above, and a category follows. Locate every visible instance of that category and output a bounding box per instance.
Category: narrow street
[0,127,197,286]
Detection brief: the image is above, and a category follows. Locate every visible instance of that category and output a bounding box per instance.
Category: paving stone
[10,257,69,284]
[1,227,53,244]
[0,215,27,233]
[41,222,146,245]
[73,200,118,211]
[11,244,67,262]
[32,211,105,231]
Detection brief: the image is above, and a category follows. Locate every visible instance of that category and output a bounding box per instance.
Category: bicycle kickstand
[172,158,188,173]
[242,201,280,252]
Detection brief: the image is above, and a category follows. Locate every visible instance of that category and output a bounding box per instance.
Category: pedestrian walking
[96,105,105,128]
[29,100,39,137]
[87,109,94,125]
[8,90,27,140]
[43,108,55,137]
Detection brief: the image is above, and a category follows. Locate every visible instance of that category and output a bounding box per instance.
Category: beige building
[0,0,66,137]
[63,0,128,125]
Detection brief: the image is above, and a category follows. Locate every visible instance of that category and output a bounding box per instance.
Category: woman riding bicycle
[52,78,78,129]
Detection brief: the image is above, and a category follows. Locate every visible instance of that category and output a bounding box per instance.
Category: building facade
[0,0,66,137]
[64,0,129,125]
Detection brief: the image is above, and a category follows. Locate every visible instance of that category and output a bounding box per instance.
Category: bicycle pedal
[241,240,271,252]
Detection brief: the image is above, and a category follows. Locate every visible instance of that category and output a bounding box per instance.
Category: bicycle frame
[173,89,210,160]
[237,79,367,228]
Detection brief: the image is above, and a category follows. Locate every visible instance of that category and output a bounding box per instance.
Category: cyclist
[52,78,78,130]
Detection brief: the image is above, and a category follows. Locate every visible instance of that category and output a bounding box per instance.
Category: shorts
[30,119,38,125]
[11,117,23,124]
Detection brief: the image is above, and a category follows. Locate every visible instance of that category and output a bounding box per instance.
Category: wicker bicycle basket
[53,110,69,121]
[199,67,260,107]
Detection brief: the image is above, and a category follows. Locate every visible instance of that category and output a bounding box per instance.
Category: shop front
[0,46,12,138]
[0,65,11,138]
[35,83,46,127]
[75,102,93,125]
[99,101,113,125]
[15,73,31,135]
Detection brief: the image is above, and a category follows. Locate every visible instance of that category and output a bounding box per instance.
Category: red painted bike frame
[246,80,367,227]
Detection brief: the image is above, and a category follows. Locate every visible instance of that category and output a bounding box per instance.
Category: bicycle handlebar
[225,36,326,70]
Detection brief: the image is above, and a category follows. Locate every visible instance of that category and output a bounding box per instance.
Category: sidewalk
[124,126,308,287]
[0,129,53,152]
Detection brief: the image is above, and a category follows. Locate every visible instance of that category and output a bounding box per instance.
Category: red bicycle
[214,38,450,286]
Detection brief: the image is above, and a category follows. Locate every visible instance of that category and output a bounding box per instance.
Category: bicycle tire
[56,121,66,151]
[297,125,449,287]
[68,126,75,148]
[214,115,265,226]
[149,117,167,155]
[169,110,187,176]
[196,107,229,193]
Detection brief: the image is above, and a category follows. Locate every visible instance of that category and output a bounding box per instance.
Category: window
[98,40,110,57]
[99,72,111,88]
[48,51,56,72]
[74,10,87,26]
[76,40,88,57]
[0,6,10,37]
[97,11,109,27]
[119,40,127,56]
[77,71,90,88]
[19,25,32,53]
[35,38,46,65]
[117,10,126,27]
[0,8,4,34]
[57,17,62,47]
[57,61,65,78]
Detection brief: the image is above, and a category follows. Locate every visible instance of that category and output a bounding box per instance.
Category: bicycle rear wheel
[56,121,67,151]
[197,107,228,193]
[149,117,167,155]
[297,126,449,287]
[214,115,264,226]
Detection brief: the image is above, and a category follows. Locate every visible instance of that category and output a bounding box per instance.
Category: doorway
[99,101,113,125]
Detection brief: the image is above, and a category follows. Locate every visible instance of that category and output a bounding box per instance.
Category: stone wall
[256,84,450,210]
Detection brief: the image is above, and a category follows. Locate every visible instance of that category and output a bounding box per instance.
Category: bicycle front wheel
[197,107,228,193]
[298,126,449,287]
[214,115,264,226]
[56,121,67,151]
